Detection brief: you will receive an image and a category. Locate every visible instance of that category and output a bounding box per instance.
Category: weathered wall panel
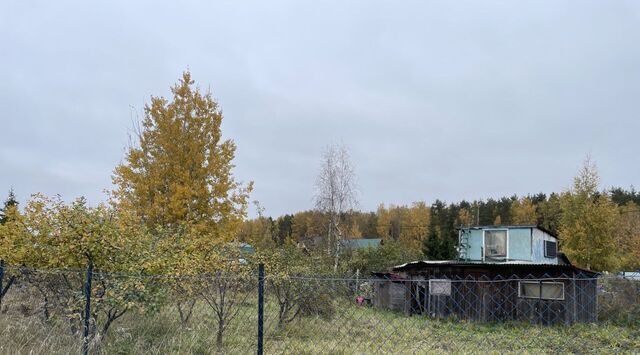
[508,228,532,261]
[532,228,558,264]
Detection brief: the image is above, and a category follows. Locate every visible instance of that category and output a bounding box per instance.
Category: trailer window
[484,230,507,259]
[518,281,564,300]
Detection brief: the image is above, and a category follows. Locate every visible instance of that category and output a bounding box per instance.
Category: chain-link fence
[0,263,639,354]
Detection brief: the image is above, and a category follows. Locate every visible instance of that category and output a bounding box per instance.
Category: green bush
[298,289,335,319]
[598,277,640,325]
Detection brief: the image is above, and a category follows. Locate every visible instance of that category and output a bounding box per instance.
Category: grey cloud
[1,0,639,216]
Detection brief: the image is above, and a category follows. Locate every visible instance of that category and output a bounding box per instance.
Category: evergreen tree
[422,200,456,260]
[276,214,294,246]
[0,188,18,225]
[610,187,640,206]
[422,221,440,259]
[537,193,562,234]
[360,212,379,238]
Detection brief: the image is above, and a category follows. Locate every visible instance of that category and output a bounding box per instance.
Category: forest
[238,185,640,273]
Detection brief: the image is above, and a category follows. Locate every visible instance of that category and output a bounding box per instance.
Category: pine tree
[537,193,562,234]
[422,222,440,260]
[422,200,456,260]
[0,188,18,225]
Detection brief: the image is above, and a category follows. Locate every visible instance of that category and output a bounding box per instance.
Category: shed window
[484,230,507,259]
[429,279,451,296]
[518,281,564,300]
[544,240,557,258]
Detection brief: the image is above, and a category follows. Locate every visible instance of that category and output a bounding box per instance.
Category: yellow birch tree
[559,157,619,271]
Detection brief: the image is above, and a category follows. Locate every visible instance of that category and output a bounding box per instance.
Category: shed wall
[508,228,532,260]
[373,265,597,325]
[466,229,483,261]
[532,228,558,264]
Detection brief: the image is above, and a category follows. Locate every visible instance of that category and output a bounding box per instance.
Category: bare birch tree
[314,143,359,270]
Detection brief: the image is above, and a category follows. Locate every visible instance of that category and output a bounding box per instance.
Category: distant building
[340,238,382,250]
[372,225,598,325]
[239,242,255,254]
[617,271,640,280]
[457,225,560,264]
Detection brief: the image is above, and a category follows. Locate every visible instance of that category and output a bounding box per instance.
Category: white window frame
[428,279,452,296]
[482,229,509,261]
[517,281,565,301]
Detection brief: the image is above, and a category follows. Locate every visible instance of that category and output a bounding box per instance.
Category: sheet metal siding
[532,228,558,264]
[461,226,558,263]
[508,228,532,261]
[467,229,483,261]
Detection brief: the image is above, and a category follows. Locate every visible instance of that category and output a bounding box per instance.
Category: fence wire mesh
[0,265,638,354]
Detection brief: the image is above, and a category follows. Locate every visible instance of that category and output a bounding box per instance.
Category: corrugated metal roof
[392,260,559,269]
[459,225,538,229]
[390,259,597,276]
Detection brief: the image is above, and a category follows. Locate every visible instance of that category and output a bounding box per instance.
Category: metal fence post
[82,258,93,355]
[257,263,264,355]
[538,280,543,324]
[0,260,4,310]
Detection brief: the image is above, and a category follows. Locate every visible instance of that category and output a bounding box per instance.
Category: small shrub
[299,290,335,319]
[598,277,640,325]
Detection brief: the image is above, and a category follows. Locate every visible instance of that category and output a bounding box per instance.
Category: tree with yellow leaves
[510,197,538,225]
[559,157,619,271]
[112,72,252,334]
[0,194,159,343]
[456,207,474,227]
[112,71,252,270]
[401,202,430,252]
[0,194,24,304]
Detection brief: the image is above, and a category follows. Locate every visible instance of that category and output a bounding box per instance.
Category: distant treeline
[238,187,640,269]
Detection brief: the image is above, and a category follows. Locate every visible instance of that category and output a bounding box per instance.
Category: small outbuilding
[372,226,599,325]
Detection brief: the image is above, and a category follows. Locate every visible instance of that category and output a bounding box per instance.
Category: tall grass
[1,294,639,354]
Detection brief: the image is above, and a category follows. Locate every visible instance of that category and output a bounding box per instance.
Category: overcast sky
[1,1,639,217]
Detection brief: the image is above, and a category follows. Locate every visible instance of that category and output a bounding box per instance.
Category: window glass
[519,282,564,300]
[541,283,563,299]
[484,230,507,258]
[520,282,540,298]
